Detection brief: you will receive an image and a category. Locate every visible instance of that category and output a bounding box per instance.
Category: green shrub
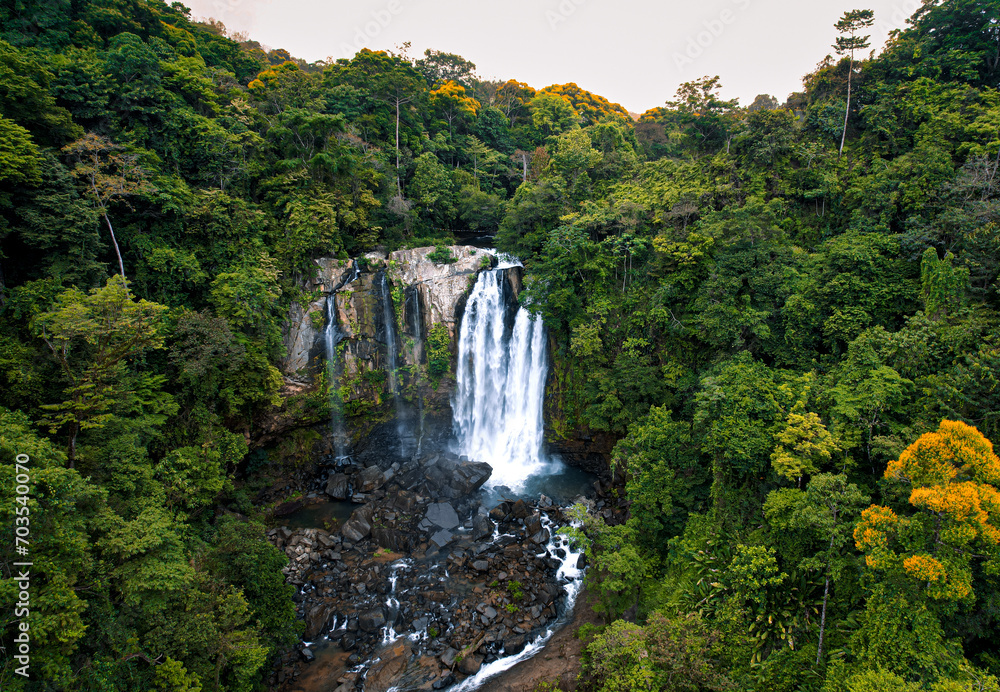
[427,323,451,377]
[427,245,457,264]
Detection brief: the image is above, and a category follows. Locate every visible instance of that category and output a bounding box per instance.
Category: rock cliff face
[279,246,496,423]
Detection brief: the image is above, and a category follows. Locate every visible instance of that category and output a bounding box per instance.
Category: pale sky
[184,0,922,114]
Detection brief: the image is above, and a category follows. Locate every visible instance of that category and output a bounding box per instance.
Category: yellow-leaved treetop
[855,420,1000,601]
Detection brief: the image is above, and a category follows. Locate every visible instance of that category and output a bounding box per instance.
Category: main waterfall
[452,265,549,489]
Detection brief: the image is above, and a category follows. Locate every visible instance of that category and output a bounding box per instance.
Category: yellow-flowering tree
[854,420,1000,601]
[429,79,479,140]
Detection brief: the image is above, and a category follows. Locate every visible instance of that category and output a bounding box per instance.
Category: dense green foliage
[521,4,1000,692]
[2,0,1000,690]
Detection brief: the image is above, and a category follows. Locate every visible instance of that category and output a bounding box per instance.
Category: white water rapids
[451,266,549,490]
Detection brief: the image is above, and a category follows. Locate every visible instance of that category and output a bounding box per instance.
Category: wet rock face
[279,246,488,381]
[282,260,358,375]
[268,450,589,692]
[386,246,486,342]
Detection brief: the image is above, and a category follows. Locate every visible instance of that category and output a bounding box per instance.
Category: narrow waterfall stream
[324,294,350,459]
[379,272,411,456]
[452,266,550,490]
[407,289,426,457]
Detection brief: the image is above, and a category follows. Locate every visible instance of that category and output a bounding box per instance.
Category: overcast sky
[184,0,922,114]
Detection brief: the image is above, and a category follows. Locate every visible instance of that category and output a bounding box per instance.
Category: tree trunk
[103,212,126,280]
[816,574,831,665]
[395,100,402,197]
[67,421,79,469]
[816,533,836,665]
[839,56,853,158]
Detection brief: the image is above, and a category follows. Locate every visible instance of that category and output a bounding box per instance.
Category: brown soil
[474,590,601,692]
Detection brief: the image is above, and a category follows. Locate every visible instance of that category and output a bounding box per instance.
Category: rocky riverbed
[266,448,591,692]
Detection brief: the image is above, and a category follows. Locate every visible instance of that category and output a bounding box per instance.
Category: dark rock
[341,516,371,543]
[359,608,386,633]
[340,632,357,650]
[525,511,542,533]
[304,602,334,640]
[450,461,492,495]
[530,528,550,544]
[325,473,350,500]
[489,503,509,522]
[440,647,458,667]
[472,513,495,541]
[503,634,526,655]
[472,560,489,571]
[299,647,315,663]
[357,465,386,493]
[372,527,415,553]
[430,529,454,549]
[458,654,483,675]
[433,674,455,690]
[425,502,459,530]
[390,490,418,512]
[273,499,304,517]
[511,499,529,519]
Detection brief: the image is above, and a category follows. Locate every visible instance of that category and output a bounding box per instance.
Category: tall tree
[62,133,151,281]
[31,276,169,464]
[834,9,875,157]
[765,474,869,664]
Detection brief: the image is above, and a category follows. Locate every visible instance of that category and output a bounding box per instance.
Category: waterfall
[379,272,400,396]
[323,294,349,459]
[379,272,411,455]
[452,267,549,489]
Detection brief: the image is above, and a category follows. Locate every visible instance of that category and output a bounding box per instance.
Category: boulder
[359,608,386,633]
[450,461,493,495]
[503,634,526,656]
[433,674,456,690]
[325,473,350,500]
[458,653,483,675]
[425,502,460,530]
[525,512,543,536]
[304,602,334,640]
[440,648,459,667]
[530,528,550,545]
[357,465,386,493]
[471,513,495,541]
[341,512,372,543]
[429,529,454,549]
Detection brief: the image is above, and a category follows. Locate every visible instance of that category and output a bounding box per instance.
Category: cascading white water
[452,267,549,489]
[450,513,584,692]
[380,272,413,455]
[322,260,360,461]
[408,289,426,457]
[380,273,400,397]
[324,294,349,458]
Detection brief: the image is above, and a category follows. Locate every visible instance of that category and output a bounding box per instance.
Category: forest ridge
[2,0,1000,691]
